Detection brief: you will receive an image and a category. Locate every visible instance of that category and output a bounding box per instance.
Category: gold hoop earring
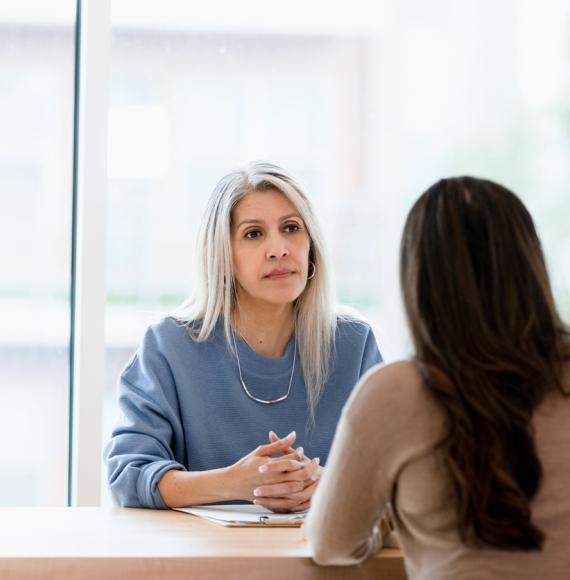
[307,262,316,280]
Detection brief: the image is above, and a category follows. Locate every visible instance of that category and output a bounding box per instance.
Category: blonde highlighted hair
[174,161,338,416]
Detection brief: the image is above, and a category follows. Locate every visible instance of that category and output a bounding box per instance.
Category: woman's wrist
[158,465,237,507]
[217,464,237,501]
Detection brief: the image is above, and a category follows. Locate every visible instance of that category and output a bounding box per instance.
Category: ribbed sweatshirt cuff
[138,460,187,509]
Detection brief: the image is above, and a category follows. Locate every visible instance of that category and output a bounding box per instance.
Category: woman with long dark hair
[305,177,570,577]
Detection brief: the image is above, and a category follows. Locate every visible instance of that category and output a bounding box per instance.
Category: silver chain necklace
[231,328,297,404]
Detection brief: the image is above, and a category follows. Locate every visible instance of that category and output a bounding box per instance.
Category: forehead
[232,189,299,223]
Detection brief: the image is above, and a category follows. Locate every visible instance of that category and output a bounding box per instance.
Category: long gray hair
[174,160,337,416]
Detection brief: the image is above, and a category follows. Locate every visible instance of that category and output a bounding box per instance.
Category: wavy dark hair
[400,176,570,550]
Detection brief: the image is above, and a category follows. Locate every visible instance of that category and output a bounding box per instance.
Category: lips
[265,269,294,280]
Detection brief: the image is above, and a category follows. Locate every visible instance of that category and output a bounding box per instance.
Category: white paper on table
[174,504,309,526]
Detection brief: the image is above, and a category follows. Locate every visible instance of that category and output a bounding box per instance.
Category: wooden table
[0,507,406,579]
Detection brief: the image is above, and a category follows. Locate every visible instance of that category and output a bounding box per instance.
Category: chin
[264,295,299,307]
[261,288,305,306]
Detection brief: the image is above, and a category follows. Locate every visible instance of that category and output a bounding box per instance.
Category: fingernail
[253,499,259,505]
[253,488,262,496]
[269,430,277,438]
[286,430,296,439]
[314,457,320,465]
[297,447,304,457]
[258,465,268,473]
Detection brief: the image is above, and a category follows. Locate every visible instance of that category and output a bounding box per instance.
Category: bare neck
[232,299,295,358]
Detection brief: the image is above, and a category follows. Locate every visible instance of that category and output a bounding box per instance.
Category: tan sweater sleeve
[304,363,397,566]
[304,409,388,566]
[304,361,436,566]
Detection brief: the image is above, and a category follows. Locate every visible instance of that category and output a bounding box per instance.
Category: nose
[266,233,289,260]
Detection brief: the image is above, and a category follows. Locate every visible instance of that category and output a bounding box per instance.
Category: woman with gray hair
[106,161,382,513]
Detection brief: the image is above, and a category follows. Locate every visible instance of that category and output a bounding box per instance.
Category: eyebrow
[236,213,303,229]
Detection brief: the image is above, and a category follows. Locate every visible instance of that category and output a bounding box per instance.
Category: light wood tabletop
[0,507,406,579]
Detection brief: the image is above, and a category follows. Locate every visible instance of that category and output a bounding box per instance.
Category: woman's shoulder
[355,360,423,397]
[143,315,190,345]
[122,317,221,381]
[340,361,445,479]
[344,360,439,428]
[334,309,374,339]
[136,316,218,359]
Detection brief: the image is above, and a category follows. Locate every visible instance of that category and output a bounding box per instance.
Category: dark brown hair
[400,176,570,550]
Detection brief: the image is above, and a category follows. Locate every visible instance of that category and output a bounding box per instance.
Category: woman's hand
[226,431,306,502]
[250,431,324,513]
[158,430,322,510]
[157,431,309,508]
[268,430,324,484]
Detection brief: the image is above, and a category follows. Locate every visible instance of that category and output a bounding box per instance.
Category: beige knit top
[304,361,570,579]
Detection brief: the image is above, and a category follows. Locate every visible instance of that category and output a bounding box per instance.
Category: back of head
[400,176,570,550]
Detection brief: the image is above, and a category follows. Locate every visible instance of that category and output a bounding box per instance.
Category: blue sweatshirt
[105,316,382,508]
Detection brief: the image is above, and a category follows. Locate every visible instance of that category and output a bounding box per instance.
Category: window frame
[68,0,111,506]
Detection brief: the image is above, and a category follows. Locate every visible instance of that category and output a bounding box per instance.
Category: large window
[0,1,76,505]
[1,1,569,506]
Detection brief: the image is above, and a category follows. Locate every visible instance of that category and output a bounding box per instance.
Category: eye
[283,223,302,233]
[244,229,262,239]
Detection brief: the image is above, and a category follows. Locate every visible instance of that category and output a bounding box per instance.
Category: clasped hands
[229,430,323,513]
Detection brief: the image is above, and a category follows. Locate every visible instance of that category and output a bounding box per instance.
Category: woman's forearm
[157,466,235,507]
[157,433,305,508]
